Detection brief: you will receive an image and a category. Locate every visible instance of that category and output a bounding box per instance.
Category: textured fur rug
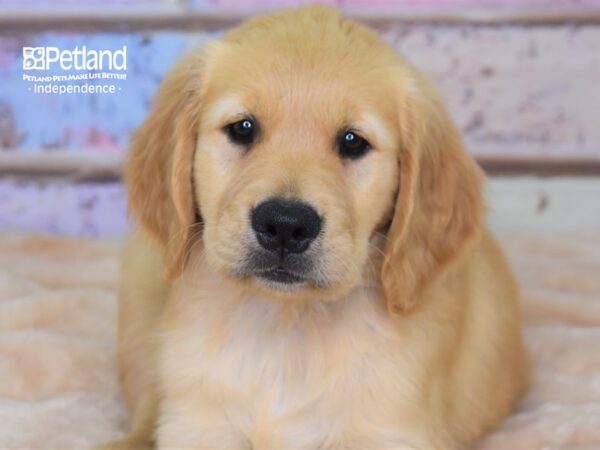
[0,232,599,448]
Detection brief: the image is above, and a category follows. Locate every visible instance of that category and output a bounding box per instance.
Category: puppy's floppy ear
[381,71,484,314]
[126,53,203,279]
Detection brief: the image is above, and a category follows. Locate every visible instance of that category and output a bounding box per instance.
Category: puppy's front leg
[96,387,158,449]
[98,233,169,450]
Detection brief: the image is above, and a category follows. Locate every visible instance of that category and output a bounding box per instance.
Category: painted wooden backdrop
[0,0,599,236]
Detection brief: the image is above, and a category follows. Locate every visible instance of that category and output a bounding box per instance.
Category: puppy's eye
[338,130,371,159]
[225,119,257,146]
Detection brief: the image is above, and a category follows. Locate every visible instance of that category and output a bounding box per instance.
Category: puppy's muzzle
[251,198,321,255]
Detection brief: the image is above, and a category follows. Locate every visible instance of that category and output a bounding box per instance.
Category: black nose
[251,199,321,254]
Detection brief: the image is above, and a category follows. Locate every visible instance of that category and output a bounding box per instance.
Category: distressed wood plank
[1,5,600,31]
[2,151,600,179]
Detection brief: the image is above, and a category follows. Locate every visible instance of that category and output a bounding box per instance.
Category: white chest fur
[157,269,431,449]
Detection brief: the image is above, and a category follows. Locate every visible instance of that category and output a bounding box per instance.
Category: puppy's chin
[252,275,312,299]
[221,268,352,303]
[250,281,342,303]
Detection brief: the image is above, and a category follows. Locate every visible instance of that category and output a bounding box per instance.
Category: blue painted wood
[0,32,216,152]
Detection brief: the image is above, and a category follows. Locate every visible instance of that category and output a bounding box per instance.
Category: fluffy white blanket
[0,233,598,448]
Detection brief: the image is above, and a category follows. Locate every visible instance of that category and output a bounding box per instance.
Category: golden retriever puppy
[105,6,529,449]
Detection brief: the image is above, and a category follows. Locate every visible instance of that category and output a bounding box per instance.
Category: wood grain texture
[1,5,600,30]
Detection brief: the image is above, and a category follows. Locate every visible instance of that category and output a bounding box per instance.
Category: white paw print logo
[23,47,45,70]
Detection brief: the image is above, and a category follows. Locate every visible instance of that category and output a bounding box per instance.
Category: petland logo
[23,46,127,71]
[22,45,127,95]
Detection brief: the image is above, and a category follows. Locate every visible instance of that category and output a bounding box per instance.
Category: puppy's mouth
[256,267,306,284]
[232,247,328,291]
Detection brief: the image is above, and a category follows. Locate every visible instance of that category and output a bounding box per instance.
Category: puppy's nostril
[266,224,277,236]
[292,228,304,240]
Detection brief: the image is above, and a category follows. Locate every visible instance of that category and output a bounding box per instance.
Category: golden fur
[102,6,529,449]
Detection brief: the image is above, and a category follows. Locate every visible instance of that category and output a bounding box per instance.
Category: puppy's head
[127,6,483,311]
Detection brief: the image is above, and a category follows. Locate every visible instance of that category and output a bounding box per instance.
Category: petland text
[23,46,127,71]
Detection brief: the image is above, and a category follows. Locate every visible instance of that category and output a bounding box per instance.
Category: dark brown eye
[338,130,370,159]
[226,118,257,146]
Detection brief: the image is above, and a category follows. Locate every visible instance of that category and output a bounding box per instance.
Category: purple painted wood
[0,179,127,237]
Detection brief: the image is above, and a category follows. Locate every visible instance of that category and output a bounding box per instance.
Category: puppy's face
[128,7,483,311]
[196,45,400,300]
